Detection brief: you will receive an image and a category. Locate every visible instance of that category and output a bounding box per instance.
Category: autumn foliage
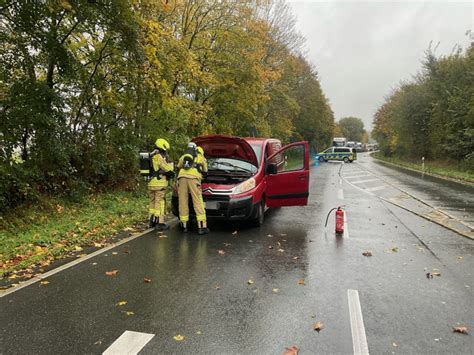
[0,0,334,211]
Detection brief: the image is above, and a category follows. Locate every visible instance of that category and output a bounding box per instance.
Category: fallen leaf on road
[196,331,202,334]
[248,279,254,285]
[123,311,134,316]
[218,250,225,255]
[277,241,281,247]
[94,243,102,248]
[313,321,323,332]
[280,234,287,237]
[293,256,300,260]
[298,279,305,285]
[123,249,130,253]
[391,247,399,253]
[159,235,167,239]
[432,272,441,277]
[112,252,118,256]
[173,335,184,341]
[232,231,238,235]
[143,277,151,283]
[272,288,280,293]
[77,253,87,258]
[91,262,98,266]
[105,270,118,276]
[40,280,50,285]
[74,246,83,251]
[223,243,232,247]
[452,326,468,334]
[268,246,274,249]
[116,301,127,306]
[426,273,433,279]
[214,285,221,290]
[392,342,398,347]
[278,249,285,252]
[362,251,373,257]
[283,345,299,355]
[8,274,17,279]
[267,234,273,238]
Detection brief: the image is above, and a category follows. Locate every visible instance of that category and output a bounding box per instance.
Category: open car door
[265,141,309,207]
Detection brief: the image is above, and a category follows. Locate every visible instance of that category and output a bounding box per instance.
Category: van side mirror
[266,163,277,175]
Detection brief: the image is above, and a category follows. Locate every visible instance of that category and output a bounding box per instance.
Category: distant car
[171,135,310,226]
[317,147,357,163]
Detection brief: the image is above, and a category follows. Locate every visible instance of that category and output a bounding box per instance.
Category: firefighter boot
[180,222,188,233]
[198,221,210,235]
[149,215,157,228]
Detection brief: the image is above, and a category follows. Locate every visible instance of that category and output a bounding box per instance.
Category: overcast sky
[288,0,473,129]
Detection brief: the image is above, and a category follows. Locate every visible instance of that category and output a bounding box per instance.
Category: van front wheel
[252,201,265,227]
[343,157,349,163]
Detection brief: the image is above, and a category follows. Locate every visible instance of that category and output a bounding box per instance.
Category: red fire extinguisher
[335,207,344,234]
[325,206,345,235]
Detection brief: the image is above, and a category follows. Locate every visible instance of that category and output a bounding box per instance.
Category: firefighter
[148,138,175,231]
[177,142,209,235]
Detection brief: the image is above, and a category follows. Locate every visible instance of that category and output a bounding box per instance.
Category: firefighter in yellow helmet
[177,143,209,235]
[148,138,175,231]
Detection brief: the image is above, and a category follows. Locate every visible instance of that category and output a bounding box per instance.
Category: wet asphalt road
[1,154,473,354]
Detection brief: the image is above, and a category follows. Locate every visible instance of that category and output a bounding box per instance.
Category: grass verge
[0,190,153,278]
[372,152,474,184]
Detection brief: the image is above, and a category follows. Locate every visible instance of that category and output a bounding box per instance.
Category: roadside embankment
[371,152,474,185]
[0,190,153,278]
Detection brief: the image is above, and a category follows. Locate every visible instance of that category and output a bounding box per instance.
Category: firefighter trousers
[178,177,207,228]
[148,187,166,224]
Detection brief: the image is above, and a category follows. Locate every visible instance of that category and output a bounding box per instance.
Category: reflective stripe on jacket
[177,153,207,180]
[148,153,174,188]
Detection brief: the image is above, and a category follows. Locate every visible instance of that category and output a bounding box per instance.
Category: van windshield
[207,158,257,175]
[249,143,262,166]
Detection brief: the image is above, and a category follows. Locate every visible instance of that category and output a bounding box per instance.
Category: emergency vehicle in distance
[332,137,347,147]
[171,135,310,227]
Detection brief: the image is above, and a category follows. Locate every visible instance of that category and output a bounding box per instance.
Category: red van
[171,135,310,226]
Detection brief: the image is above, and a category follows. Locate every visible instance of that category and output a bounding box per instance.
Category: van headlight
[233,178,256,194]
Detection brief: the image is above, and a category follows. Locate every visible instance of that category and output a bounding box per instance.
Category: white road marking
[344,209,349,238]
[338,189,344,200]
[0,221,177,298]
[350,178,380,185]
[365,185,386,192]
[348,289,369,355]
[103,331,155,355]
[344,173,371,179]
[339,178,343,185]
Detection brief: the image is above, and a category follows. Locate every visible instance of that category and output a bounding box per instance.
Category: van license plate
[205,201,219,210]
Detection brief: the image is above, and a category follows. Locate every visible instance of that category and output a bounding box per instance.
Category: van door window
[269,145,304,172]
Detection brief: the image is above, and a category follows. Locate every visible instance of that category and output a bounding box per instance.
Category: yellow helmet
[196,146,204,155]
[155,138,170,151]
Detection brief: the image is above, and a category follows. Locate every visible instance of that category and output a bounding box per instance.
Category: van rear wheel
[343,157,349,163]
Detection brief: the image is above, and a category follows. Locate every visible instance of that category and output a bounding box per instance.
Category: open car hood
[192,135,258,167]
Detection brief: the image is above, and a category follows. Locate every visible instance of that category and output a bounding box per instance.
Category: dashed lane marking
[350,178,380,185]
[338,189,344,200]
[348,289,369,355]
[365,185,386,192]
[103,330,155,355]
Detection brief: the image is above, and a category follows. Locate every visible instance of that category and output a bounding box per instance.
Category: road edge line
[348,289,369,355]
[1,218,179,298]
